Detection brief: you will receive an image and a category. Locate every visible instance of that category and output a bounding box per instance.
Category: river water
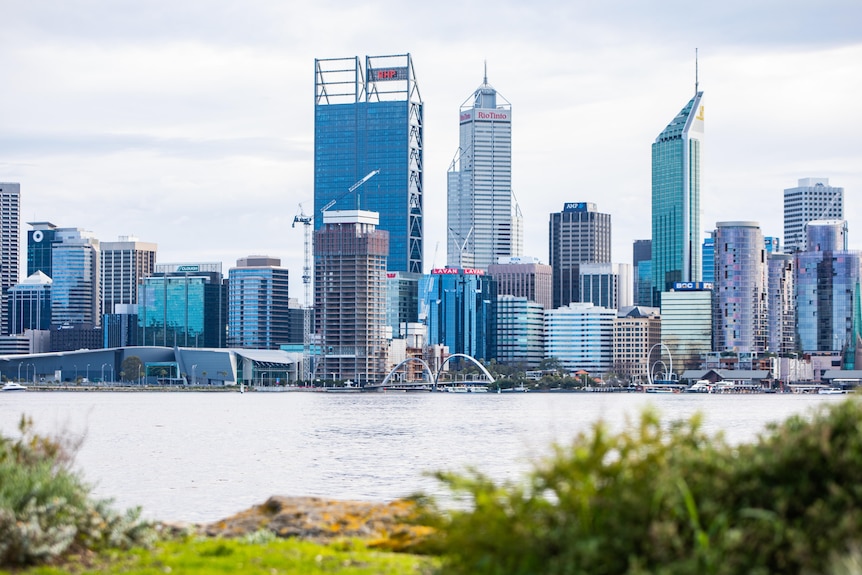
[0,390,847,523]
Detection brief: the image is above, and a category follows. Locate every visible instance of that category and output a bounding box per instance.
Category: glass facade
[50,229,100,328]
[783,178,843,252]
[314,55,423,274]
[228,266,290,349]
[651,92,704,305]
[425,269,497,364]
[713,221,767,354]
[767,253,795,354]
[385,271,420,338]
[138,271,227,348]
[660,289,712,371]
[27,223,57,278]
[496,295,544,368]
[7,272,52,333]
[544,303,615,375]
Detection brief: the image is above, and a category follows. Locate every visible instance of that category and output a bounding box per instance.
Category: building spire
[695,48,699,95]
[483,60,488,85]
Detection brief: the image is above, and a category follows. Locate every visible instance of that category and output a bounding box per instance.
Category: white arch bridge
[364,353,495,391]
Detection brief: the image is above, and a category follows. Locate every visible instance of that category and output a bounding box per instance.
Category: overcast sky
[3,1,861,289]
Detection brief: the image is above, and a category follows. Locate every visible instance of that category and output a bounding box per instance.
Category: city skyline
[2,1,861,289]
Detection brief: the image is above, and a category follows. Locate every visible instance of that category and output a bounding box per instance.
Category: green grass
[1,536,438,575]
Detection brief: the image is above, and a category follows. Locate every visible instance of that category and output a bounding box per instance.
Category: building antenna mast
[483,59,488,85]
[695,48,699,95]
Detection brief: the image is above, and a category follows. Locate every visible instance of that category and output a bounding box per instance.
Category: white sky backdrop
[2,0,861,290]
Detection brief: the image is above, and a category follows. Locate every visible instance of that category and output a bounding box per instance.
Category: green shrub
[0,415,156,567]
[427,399,862,575]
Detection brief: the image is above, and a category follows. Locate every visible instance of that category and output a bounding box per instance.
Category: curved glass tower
[651,91,704,306]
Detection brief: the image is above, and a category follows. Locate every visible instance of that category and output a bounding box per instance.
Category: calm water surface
[0,390,846,523]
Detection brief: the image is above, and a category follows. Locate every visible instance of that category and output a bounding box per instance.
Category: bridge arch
[435,354,495,385]
[380,358,435,387]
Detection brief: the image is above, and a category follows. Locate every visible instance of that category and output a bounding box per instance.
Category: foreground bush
[427,398,862,575]
[0,416,155,567]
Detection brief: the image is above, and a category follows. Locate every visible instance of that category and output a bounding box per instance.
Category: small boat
[1,382,27,392]
[442,384,489,393]
[818,387,847,395]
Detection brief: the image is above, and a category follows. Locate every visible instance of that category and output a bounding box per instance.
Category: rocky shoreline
[165,496,436,552]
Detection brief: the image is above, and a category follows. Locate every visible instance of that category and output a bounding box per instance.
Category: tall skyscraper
[313,54,423,274]
[632,239,652,306]
[549,202,611,309]
[651,90,704,306]
[783,177,843,253]
[228,256,290,350]
[712,221,767,354]
[0,183,20,335]
[447,67,522,270]
[27,221,57,277]
[7,271,52,334]
[50,228,100,328]
[100,236,157,316]
[767,252,795,354]
[314,210,389,385]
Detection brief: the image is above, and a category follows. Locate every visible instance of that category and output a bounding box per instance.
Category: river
[0,390,847,523]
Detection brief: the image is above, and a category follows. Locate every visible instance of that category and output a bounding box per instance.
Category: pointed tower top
[695,48,699,96]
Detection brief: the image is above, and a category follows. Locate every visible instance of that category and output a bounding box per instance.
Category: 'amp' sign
[367,67,408,82]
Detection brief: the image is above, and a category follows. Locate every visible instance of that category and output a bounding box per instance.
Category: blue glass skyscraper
[314,54,423,274]
[651,90,704,305]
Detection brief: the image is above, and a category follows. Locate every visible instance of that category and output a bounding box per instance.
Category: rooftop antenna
[695,48,699,95]
[483,60,488,85]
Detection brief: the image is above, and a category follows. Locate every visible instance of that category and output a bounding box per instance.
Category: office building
[27,221,57,277]
[100,236,157,316]
[314,54,423,274]
[767,253,795,354]
[228,256,290,350]
[496,295,544,368]
[103,305,138,348]
[549,202,612,309]
[713,221,767,354]
[579,262,632,311]
[632,239,652,306]
[614,306,661,383]
[701,235,715,283]
[488,256,552,309]
[795,220,861,353]
[784,178,843,252]
[386,271,420,338]
[50,228,100,328]
[7,271,52,334]
[651,90,704,305]
[425,267,497,365]
[0,183,20,335]
[138,263,227,348]
[660,284,712,371]
[447,68,522,270]
[764,236,781,254]
[544,302,615,376]
[314,210,389,384]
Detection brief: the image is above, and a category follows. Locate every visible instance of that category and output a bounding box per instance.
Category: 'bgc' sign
[673,282,714,291]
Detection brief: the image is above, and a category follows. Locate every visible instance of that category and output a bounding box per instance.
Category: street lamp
[17,363,22,381]
[86,364,90,383]
[73,364,78,382]
[192,364,197,385]
[29,363,36,384]
[101,363,112,383]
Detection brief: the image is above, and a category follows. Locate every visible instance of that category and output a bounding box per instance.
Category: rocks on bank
[193,496,435,552]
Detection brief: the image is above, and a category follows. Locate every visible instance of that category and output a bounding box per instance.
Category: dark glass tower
[313,54,423,274]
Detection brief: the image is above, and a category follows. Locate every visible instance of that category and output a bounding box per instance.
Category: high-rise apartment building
[795,220,861,353]
[651,90,704,305]
[314,210,389,385]
[447,68,522,270]
[549,202,611,309]
[100,236,157,316]
[712,221,767,354]
[0,183,20,335]
[660,284,712,371]
[767,252,795,354]
[783,178,843,252]
[313,54,423,274]
[50,228,100,328]
[228,256,290,350]
[488,257,552,309]
[138,262,227,348]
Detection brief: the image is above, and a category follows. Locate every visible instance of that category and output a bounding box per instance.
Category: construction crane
[292,204,313,382]
[320,170,380,213]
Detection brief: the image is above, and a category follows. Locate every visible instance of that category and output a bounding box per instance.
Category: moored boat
[1,382,27,392]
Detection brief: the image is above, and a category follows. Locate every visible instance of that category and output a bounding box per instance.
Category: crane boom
[320,170,380,213]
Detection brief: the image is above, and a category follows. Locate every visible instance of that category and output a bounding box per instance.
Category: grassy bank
[1,536,437,575]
